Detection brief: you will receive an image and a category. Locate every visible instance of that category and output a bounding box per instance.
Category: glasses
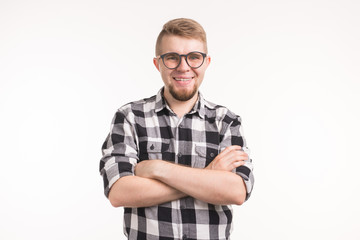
[159,51,207,69]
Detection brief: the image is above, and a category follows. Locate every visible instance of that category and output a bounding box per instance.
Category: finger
[227,145,242,151]
[221,150,247,161]
[216,145,242,159]
[214,152,247,170]
[222,151,249,164]
[231,149,249,160]
[232,160,245,168]
[237,152,249,160]
[211,146,247,171]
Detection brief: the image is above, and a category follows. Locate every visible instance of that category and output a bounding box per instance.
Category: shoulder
[203,98,241,124]
[114,94,157,120]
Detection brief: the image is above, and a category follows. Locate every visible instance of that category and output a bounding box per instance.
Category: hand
[206,145,248,171]
[134,160,163,179]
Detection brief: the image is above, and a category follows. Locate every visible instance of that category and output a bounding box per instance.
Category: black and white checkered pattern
[100,88,254,240]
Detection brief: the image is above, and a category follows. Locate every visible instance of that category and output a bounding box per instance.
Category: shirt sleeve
[99,110,139,198]
[219,113,254,201]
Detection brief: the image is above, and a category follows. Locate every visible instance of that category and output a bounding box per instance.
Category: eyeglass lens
[163,52,204,69]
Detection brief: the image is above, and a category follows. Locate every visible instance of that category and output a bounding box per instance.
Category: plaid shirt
[100,88,254,240]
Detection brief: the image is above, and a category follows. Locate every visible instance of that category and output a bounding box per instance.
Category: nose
[176,56,190,72]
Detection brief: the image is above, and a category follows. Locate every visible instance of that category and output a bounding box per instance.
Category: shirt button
[210,152,215,158]
[177,153,182,158]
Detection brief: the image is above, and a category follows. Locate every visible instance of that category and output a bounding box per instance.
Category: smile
[173,77,194,81]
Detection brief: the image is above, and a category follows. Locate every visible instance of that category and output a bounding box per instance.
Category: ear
[153,57,160,71]
[204,55,211,68]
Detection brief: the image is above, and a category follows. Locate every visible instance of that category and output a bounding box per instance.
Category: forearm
[149,161,246,205]
[108,175,186,208]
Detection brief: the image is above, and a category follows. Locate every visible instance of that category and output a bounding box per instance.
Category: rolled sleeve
[220,114,255,201]
[99,110,138,198]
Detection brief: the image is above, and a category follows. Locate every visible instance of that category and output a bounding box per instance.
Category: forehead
[159,35,206,54]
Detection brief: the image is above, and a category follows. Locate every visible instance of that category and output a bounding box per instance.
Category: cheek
[194,69,205,78]
[159,66,167,75]
[160,69,173,82]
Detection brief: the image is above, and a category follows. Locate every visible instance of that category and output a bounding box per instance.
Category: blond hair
[155,18,207,56]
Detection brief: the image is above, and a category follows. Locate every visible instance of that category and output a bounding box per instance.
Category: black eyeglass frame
[158,51,207,69]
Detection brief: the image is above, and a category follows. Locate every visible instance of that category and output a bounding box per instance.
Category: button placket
[176,117,186,164]
[174,116,184,164]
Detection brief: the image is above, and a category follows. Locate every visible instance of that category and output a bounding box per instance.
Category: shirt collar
[154,87,212,119]
[154,88,167,112]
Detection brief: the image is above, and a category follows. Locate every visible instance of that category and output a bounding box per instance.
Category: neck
[164,91,199,118]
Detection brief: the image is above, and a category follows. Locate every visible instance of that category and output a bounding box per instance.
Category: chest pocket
[194,145,219,168]
[138,139,170,161]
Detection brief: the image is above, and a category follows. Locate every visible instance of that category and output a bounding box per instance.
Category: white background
[1,0,359,239]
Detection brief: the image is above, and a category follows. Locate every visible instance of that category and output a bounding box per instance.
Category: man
[100,18,254,240]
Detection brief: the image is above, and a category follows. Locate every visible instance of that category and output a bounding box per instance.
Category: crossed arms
[108,145,249,208]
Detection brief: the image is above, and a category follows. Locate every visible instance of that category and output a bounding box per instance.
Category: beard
[168,84,198,102]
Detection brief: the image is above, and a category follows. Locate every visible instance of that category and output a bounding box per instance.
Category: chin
[170,88,198,102]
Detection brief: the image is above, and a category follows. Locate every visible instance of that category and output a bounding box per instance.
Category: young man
[100,18,254,240]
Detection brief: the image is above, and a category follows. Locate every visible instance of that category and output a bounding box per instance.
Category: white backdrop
[1,0,359,239]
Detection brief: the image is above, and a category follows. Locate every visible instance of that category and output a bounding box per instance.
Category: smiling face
[154,34,211,104]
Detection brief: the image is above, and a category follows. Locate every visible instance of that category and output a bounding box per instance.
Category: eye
[188,53,202,60]
[165,53,179,61]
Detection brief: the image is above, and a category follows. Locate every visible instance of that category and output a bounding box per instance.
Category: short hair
[155,18,207,56]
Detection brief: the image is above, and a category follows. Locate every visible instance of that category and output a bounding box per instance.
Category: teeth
[174,78,191,81]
